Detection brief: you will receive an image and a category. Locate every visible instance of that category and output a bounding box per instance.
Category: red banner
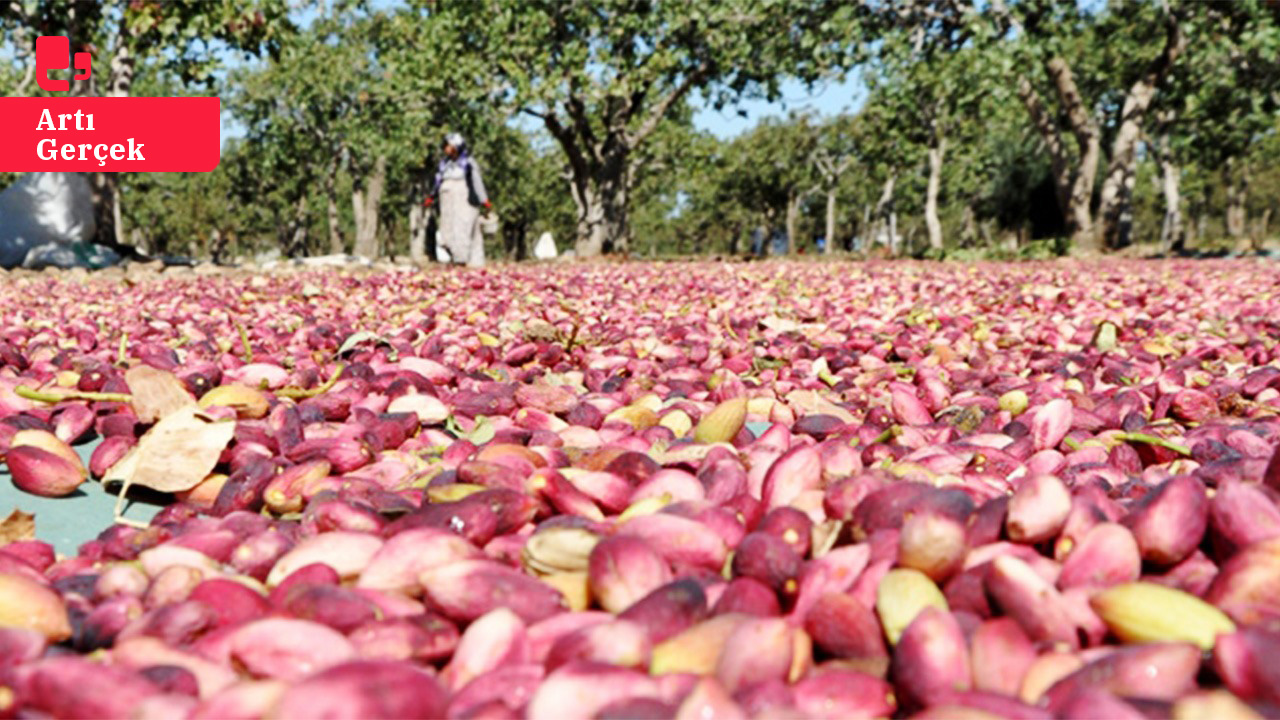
[0,97,221,172]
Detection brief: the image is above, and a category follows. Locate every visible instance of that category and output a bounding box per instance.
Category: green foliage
[414,0,865,254]
[1168,2,1280,168]
[1,0,1277,260]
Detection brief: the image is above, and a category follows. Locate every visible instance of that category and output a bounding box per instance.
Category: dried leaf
[104,406,235,493]
[760,316,800,334]
[125,366,196,424]
[336,331,382,357]
[524,319,558,342]
[0,509,35,544]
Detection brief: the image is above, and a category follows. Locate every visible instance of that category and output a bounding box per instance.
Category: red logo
[2,36,220,172]
[35,36,92,93]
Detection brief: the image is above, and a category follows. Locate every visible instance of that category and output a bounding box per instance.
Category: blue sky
[501,74,864,144]
[693,75,865,139]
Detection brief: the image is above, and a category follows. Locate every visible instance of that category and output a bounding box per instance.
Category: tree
[992,0,1104,252]
[228,27,352,258]
[230,4,487,260]
[421,0,864,257]
[812,115,857,253]
[988,0,1195,253]
[629,122,759,257]
[1167,1,1280,246]
[850,91,928,255]
[0,0,39,97]
[1091,2,1186,249]
[712,114,825,254]
[471,126,577,262]
[868,2,992,252]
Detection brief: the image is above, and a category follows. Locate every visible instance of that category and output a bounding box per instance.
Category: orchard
[3,0,1280,716]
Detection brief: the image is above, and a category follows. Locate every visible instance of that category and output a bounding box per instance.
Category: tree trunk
[1018,57,1101,254]
[326,156,343,254]
[1017,76,1072,218]
[573,184,602,257]
[352,195,364,254]
[408,204,427,263]
[548,111,635,259]
[1254,209,1271,249]
[87,25,137,252]
[1156,131,1183,254]
[580,196,607,257]
[925,137,946,252]
[1096,143,1137,250]
[1097,12,1185,249]
[503,221,528,261]
[1065,143,1100,253]
[538,95,667,259]
[813,154,850,253]
[960,203,978,247]
[425,214,439,264]
[1115,167,1137,249]
[1048,56,1101,254]
[351,155,386,258]
[1224,158,1248,239]
[284,195,308,257]
[571,159,630,258]
[209,228,226,264]
[873,174,896,253]
[328,193,343,254]
[824,190,836,255]
[407,172,428,263]
[860,204,872,252]
[889,211,899,257]
[785,191,800,255]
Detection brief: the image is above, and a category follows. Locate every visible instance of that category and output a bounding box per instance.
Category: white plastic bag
[0,172,97,268]
[533,231,557,260]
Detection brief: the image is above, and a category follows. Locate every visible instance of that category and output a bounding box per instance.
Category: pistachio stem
[275,364,346,399]
[16,386,133,404]
[112,477,149,529]
[563,322,581,354]
[235,320,254,363]
[722,315,739,341]
[868,425,899,446]
[1117,432,1192,456]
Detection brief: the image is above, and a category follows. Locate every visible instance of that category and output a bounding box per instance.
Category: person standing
[423,133,491,267]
